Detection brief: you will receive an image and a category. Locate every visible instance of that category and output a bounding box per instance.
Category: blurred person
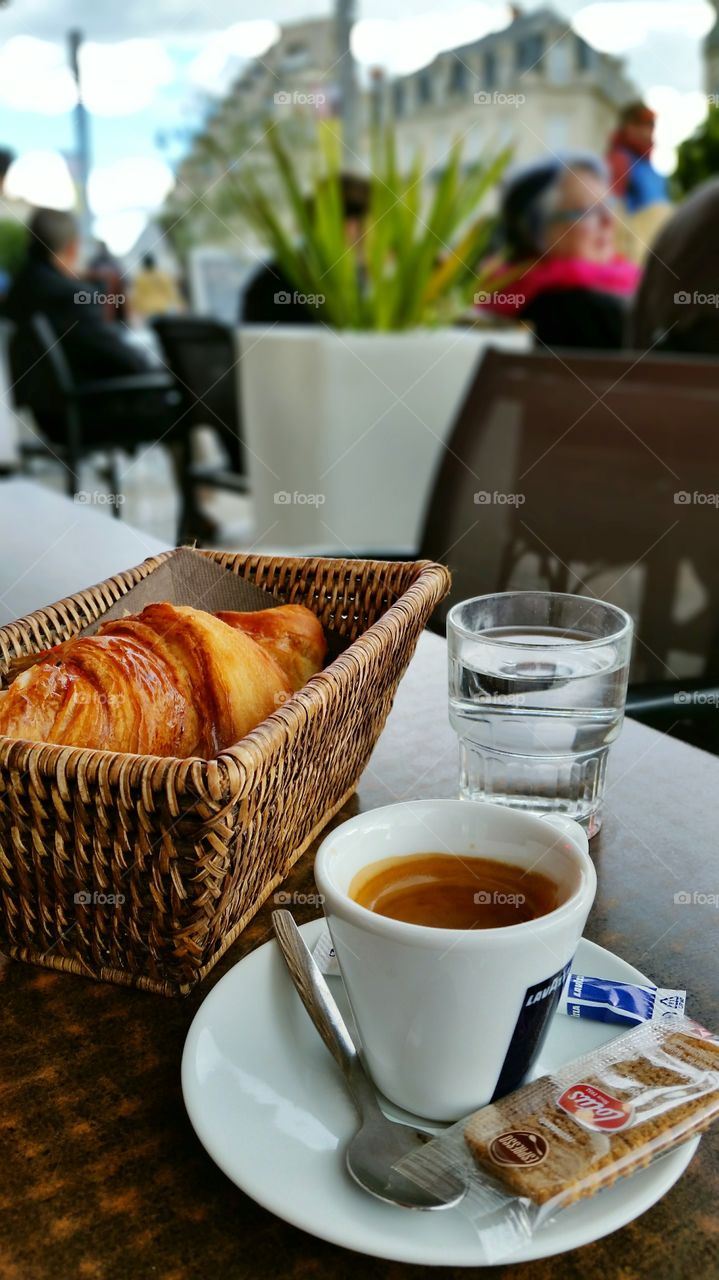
[630,179,719,355]
[477,154,640,350]
[0,148,29,298]
[3,207,150,380]
[130,251,185,320]
[86,239,128,323]
[88,239,121,273]
[608,102,667,214]
[607,102,672,264]
[239,173,370,324]
[3,207,216,541]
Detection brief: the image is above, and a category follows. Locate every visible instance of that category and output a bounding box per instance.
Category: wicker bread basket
[0,550,450,995]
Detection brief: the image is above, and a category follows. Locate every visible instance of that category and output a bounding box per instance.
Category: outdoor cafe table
[2,632,711,1280]
[1,575,718,1278]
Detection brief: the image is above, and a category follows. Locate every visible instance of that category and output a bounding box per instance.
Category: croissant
[216,604,327,691]
[0,602,325,758]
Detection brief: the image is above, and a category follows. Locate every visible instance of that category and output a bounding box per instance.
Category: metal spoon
[271,909,466,1211]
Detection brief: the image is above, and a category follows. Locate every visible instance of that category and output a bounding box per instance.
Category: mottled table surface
[1,631,718,1280]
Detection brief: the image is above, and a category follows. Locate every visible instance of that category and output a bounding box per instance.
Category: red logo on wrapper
[557,1082,634,1131]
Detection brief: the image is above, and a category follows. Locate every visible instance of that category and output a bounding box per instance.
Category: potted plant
[230,124,528,553]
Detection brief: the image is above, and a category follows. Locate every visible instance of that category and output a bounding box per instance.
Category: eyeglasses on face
[545,199,617,226]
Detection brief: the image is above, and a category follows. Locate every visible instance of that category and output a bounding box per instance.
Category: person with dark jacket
[239,173,370,325]
[2,207,215,540]
[3,207,149,384]
[629,179,719,355]
[477,154,640,350]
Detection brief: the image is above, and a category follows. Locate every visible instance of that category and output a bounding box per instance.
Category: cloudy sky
[0,1,715,251]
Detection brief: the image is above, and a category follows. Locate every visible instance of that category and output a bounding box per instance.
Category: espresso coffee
[349,853,562,929]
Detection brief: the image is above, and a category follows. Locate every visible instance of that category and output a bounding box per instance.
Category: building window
[392,81,406,118]
[282,42,310,72]
[516,33,544,73]
[417,69,433,105]
[547,38,572,84]
[546,112,571,151]
[576,36,594,71]
[448,56,469,95]
[484,50,497,90]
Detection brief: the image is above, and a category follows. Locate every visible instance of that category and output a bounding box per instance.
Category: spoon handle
[272,910,359,1081]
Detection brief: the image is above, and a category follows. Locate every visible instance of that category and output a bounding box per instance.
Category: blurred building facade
[385,7,634,169]
[164,6,636,261]
[164,16,340,254]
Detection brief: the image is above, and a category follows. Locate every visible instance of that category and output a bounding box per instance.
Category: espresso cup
[314,799,596,1121]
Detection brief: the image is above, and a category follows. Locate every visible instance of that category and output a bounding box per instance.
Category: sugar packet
[394,1016,719,1262]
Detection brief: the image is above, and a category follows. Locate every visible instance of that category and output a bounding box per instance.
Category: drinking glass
[447,592,633,836]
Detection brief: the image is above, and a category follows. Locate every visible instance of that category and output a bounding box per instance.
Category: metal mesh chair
[8,313,183,518]
[417,346,719,740]
[151,316,248,493]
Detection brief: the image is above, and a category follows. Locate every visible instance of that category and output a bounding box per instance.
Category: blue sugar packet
[562,973,686,1026]
[312,926,689,1030]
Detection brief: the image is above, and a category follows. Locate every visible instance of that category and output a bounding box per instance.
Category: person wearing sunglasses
[477,153,640,350]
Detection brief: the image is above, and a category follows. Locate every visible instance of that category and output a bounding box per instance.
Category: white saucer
[182,920,698,1266]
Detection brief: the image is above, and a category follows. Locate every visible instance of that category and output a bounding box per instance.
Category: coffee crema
[348,853,562,929]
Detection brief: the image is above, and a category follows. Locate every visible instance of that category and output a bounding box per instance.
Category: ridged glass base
[457,740,609,837]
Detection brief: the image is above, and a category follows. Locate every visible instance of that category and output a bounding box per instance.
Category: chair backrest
[418,347,719,683]
[151,316,244,474]
[8,313,76,415]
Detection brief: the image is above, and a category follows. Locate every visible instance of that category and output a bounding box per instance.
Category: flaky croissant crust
[0,602,326,758]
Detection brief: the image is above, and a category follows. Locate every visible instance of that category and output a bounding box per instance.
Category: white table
[0,478,169,626]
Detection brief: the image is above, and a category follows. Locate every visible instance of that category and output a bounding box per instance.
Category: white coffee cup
[314,798,596,1121]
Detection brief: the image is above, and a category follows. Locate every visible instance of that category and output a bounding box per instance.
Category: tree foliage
[674,104,719,196]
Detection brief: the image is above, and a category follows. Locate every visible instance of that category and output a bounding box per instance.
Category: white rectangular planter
[239,324,530,555]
